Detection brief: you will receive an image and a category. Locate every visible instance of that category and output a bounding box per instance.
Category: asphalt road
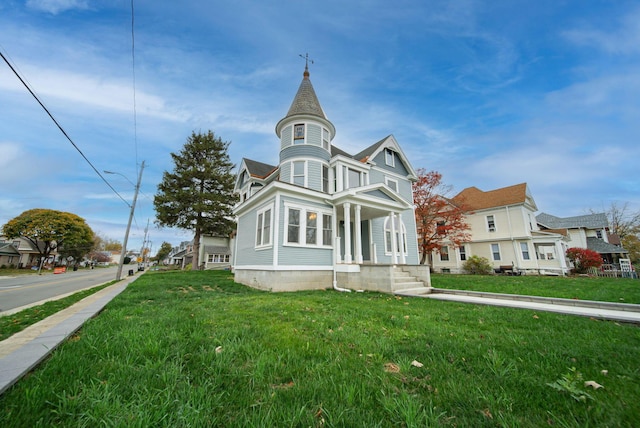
[0,266,123,314]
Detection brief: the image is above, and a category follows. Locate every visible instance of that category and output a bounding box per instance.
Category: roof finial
[299,53,314,78]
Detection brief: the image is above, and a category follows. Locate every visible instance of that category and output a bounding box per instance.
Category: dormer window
[293,124,305,144]
[385,148,395,167]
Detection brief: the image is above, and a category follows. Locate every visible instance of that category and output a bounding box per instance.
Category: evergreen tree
[154,131,238,270]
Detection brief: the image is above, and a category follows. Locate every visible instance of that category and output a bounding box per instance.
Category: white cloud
[26,0,89,15]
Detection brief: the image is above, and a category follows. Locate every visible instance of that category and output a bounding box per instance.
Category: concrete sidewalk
[396,288,640,324]
[0,275,138,395]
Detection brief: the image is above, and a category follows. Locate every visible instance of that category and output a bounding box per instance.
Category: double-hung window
[287,208,301,243]
[322,128,330,150]
[255,206,272,247]
[322,165,329,193]
[486,215,496,232]
[440,245,449,261]
[306,211,317,245]
[292,161,305,187]
[285,205,332,247]
[491,243,501,261]
[459,245,467,261]
[520,242,530,260]
[385,148,395,167]
[322,214,332,245]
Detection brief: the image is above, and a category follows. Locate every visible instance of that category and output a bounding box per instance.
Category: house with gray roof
[536,212,628,264]
[232,65,429,292]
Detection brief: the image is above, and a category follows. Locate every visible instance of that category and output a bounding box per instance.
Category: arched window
[384,215,407,255]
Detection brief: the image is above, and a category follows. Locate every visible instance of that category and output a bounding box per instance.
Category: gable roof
[452,183,532,211]
[333,135,417,180]
[536,212,608,229]
[0,242,20,256]
[244,158,277,179]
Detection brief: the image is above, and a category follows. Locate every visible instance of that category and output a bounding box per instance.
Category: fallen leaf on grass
[482,408,493,419]
[411,360,424,368]
[601,369,608,376]
[533,314,539,319]
[584,380,604,389]
[384,362,400,373]
[215,346,223,353]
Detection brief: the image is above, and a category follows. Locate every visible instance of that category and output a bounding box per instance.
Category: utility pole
[114,160,145,281]
[139,219,149,270]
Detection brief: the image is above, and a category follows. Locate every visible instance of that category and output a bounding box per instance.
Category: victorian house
[232,66,430,292]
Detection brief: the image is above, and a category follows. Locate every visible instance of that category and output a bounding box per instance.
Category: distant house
[232,65,429,292]
[429,183,570,275]
[199,235,234,270]
[0,241,20,267]
[0,236,57,269]
[536,212,628,265]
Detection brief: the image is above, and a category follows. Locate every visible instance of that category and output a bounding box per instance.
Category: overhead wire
[0,49,131,208]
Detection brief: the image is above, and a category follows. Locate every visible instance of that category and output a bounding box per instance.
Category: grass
[1,271,639,426]
[432,273,640,304]
[0,282,113,341]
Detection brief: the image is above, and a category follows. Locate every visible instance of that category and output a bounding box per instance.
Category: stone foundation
[234,265,431,293]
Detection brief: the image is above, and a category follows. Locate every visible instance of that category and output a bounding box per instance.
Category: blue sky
[1,0,639,252]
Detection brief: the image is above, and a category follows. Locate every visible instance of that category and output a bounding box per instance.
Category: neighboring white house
[430,183,570,275]
[198,235,234,270]
[232,65,429,292]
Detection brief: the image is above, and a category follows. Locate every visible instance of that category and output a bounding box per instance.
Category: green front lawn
[432,273,640,304]
[1,271,639,426]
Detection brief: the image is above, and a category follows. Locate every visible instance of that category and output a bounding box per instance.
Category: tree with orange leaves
[413,169,471,265]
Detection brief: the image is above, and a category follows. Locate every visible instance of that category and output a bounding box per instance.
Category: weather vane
[299,53,314,70]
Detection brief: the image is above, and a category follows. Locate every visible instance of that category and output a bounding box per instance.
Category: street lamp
[104,160,145,281]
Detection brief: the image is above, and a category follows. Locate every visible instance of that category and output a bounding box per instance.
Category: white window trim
[255,205,274,249]
[383,216,408,256]
[322,128,330,150]
[440,245,449,262]
[486,215,496,233]
[458,245,467,261]
[520,242,530,260]
[291,160,307,187]
[284,203,333,248]
[385,176,399,192]
[293,123,305,143]
[385,148,395,167]
[491,243,501,261]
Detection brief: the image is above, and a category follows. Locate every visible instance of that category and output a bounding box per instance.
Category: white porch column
[354,204,363,264]
[336,165,343,192]
[398,214,406,265]
[390,212,398,265]
[344,203,352,263]
[556,241,568,273]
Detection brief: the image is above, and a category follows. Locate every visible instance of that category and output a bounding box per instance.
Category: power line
[0,49,130,208]
[131,0,140,177]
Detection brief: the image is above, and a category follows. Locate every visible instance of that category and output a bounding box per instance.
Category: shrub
[566,247,603,274]
[462,255,494,275]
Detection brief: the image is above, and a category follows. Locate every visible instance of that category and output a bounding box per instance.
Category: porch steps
[392,267,432,296]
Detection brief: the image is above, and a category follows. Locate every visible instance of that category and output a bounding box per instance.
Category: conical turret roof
[284,67,327,120]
